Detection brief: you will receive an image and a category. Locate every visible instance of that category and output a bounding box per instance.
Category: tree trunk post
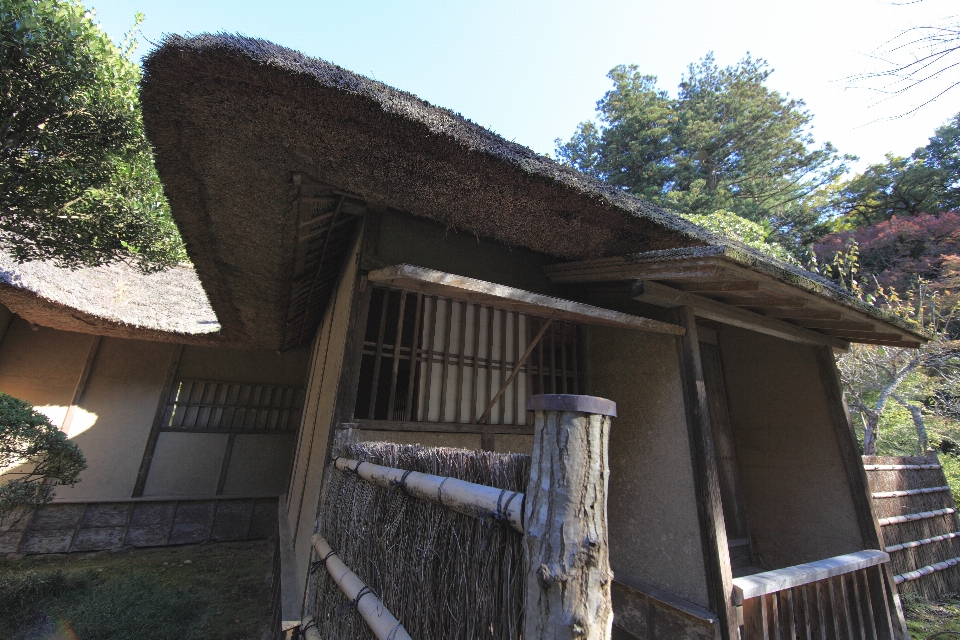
[523,394,616,640]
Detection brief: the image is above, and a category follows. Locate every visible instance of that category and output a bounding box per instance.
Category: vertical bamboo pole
[523,394,616,640]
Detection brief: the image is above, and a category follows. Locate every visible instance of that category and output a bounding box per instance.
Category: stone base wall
[0,496,277,555]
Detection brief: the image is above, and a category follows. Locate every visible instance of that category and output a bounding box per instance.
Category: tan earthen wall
[57,337,176,500]
[718,326,864,569]
[0,315,306,502]
[586,325,710,608]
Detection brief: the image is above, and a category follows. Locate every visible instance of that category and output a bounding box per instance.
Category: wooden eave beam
[763,308,844,320]
[674,281,759,293]
[544,257,723,283]
[367,264,685,336]
[837,337,923,348]
[791,319,877,332]
[632,280,849,351]
[820,329,907,341]
[545,254,927,346]
[723,296,806,309]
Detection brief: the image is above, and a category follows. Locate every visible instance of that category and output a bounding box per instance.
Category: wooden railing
[734,550,902,640]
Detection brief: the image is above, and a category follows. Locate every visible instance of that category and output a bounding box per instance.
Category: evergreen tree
[0,0,186,271]
[827,112,960,228]
[557,53,848,247]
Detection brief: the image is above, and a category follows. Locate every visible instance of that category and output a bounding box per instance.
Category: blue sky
[88,0,959,172]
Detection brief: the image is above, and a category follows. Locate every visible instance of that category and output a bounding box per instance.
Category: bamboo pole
[300,615,321,640]
[523,394,616,640]
[332,456,524,532]
[311,535,412,640]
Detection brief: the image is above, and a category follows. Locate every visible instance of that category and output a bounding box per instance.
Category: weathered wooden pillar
[524,394,616,640]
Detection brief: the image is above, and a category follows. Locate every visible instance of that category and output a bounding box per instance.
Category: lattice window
[161,380,304,433]
[354,286,585,425]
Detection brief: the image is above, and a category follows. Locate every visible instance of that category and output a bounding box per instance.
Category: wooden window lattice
[354,286,585,426]
[162,380,304,433]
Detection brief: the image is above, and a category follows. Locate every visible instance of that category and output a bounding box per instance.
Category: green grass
[904,593,960,638]
[0,540,273,640]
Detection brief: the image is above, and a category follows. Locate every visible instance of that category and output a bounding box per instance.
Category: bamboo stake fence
[865,454,960,600]
[304,394,617,639]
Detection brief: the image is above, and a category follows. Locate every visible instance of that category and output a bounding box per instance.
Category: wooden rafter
[544,252,929,348]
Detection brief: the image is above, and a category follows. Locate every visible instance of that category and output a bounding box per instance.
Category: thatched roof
[128,33,923,350]
[140,34,716,350]
[0,251,224,344]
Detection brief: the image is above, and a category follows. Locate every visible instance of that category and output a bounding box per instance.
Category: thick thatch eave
[0,252,229,345]
[140,34,714,350]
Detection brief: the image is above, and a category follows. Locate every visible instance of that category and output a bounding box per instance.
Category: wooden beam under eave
[367,264,685,336]
[633,280,849,350]
[838,337,923,348]
[543,258,722,284]
[672,281,760,293]
[791,319,877,332]
[724,296,806,309]
[820,329,907,342]
[763,308,844,320]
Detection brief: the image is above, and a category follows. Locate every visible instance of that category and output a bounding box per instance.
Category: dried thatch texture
[140,34,714,351]
[310,442,530,640]
[0,251,224,344]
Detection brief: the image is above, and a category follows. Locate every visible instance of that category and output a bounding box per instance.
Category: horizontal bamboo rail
[894,556,960,584]
[311,535,412,640]
[887,531,960,553]
[863,463,940,471]
[300,615,321,640]
[872,485,950,499]
[878,507,956,526]
[332,456,524,533]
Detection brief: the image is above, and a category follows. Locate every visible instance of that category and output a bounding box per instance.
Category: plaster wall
[222,434,296,496]
[494,434,533,454]
[143,432,228,496]
[586,325,709,608]
[0,318,91,426]
[55,337,176,500]
[718,326,864,569]
[177,344,309,386]
[285,232,363,592]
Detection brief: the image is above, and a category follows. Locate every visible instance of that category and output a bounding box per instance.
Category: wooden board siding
[612,579,721,640]
[0,497,278,555]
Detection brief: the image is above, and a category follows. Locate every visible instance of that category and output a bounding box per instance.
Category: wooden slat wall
[281,185,365,352]
[865,455,960,600]
[353,285,584,427]
[162,380,305,434]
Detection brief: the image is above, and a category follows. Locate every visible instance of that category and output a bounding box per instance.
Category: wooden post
[524,394,616,640]
[674,307,740,640]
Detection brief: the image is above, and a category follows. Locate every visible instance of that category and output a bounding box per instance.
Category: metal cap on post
[524,393,616,640]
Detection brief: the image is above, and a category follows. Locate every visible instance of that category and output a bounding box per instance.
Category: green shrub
[0,392,86,527]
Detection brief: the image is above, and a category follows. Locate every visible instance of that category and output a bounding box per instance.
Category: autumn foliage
[814,211,960,294]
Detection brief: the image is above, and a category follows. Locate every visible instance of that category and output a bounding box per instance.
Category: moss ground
[903,596,960,640]
[0,539,273,640]
[904,593,960,638]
